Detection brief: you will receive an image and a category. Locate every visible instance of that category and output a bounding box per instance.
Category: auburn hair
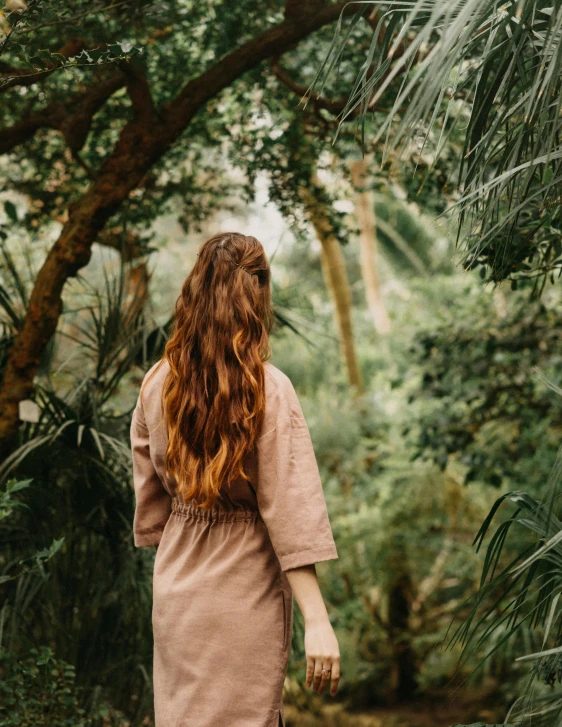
[145,232,273,509]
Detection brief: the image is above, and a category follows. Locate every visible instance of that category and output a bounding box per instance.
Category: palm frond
[446,441,562,724]
[312,1,562,286]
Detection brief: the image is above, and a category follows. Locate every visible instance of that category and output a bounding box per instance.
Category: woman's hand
[304,616,340,696]
[284,563,341,697]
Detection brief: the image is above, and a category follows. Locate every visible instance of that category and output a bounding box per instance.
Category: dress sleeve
[130,396,172,547]
[255,377,338,572]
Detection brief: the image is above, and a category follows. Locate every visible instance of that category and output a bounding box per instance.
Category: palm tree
[350,156,391,334]
[301,174,366,395]
[311,0,562,293]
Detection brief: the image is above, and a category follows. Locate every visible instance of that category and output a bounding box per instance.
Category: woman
[130,232,340,727]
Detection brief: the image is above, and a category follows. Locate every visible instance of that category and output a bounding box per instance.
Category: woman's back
[134,358,285,507]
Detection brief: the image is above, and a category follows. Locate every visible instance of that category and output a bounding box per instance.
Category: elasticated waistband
[171,497,262,523]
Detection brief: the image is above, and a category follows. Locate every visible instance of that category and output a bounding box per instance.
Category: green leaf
[82,48,102,63]
[3,201,18,222]
[6,479,32,493]
[49,52,70,65]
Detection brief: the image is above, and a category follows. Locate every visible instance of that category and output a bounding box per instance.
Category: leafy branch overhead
[0,0,357,448]
[0,41,143,90]
[0,1,143,88]
[311,0,562,290]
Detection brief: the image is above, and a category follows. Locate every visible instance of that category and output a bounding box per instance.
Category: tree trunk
[350,158,390,334]
[301,177,364,395]
[123,261,151,328]
[387,537,418,702]
[388,570,418,702]
[0,1,354,449]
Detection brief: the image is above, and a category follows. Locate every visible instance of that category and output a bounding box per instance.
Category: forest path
[286,689,505,727]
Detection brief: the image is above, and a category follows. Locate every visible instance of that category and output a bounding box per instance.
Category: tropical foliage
[1,1,561,726]
[313,0,562,289]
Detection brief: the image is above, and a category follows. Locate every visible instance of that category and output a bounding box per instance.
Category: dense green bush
[0,646,88,727]
[0,259,159,724]
[405,289,562,492]
[0,645,133,727]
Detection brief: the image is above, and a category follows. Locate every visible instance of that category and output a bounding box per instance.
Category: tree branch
[0,72,125,154]
[97,227,147,261]
[364,8,409,59]
[0,105,63,154]
[71,151,97,180]
[61,73,127,151]
[116,60,155,121]
[0,37,86,92]
[273,8,418,122]
[272,57,346,114]
[0,1,355,447]
[271,58,390,117]
[285,0,328,21]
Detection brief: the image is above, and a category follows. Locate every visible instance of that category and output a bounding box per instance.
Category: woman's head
[161,232,273,508]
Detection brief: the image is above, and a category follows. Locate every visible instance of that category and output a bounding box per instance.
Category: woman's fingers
[308,656,340,695]
[317,662,332,694]
[312,659,324,692]
[329,658,340,696]
[305,656,315,688]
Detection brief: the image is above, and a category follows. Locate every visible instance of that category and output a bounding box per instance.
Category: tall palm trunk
[350,158,391,334]
[124,261,150,327]
[300,176,364,395]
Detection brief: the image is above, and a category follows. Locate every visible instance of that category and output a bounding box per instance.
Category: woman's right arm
[255,372,341,694]
[285,563,340,696]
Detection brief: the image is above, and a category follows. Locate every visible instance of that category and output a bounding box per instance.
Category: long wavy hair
[154,232,273,509]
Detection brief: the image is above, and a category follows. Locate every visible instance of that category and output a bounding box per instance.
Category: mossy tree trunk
[301,176,364,395]
[350,158,391,334]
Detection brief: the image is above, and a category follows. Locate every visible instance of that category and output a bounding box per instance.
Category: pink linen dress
[130,358,338,727]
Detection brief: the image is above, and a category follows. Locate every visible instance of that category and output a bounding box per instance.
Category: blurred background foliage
[1,1,562,726]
